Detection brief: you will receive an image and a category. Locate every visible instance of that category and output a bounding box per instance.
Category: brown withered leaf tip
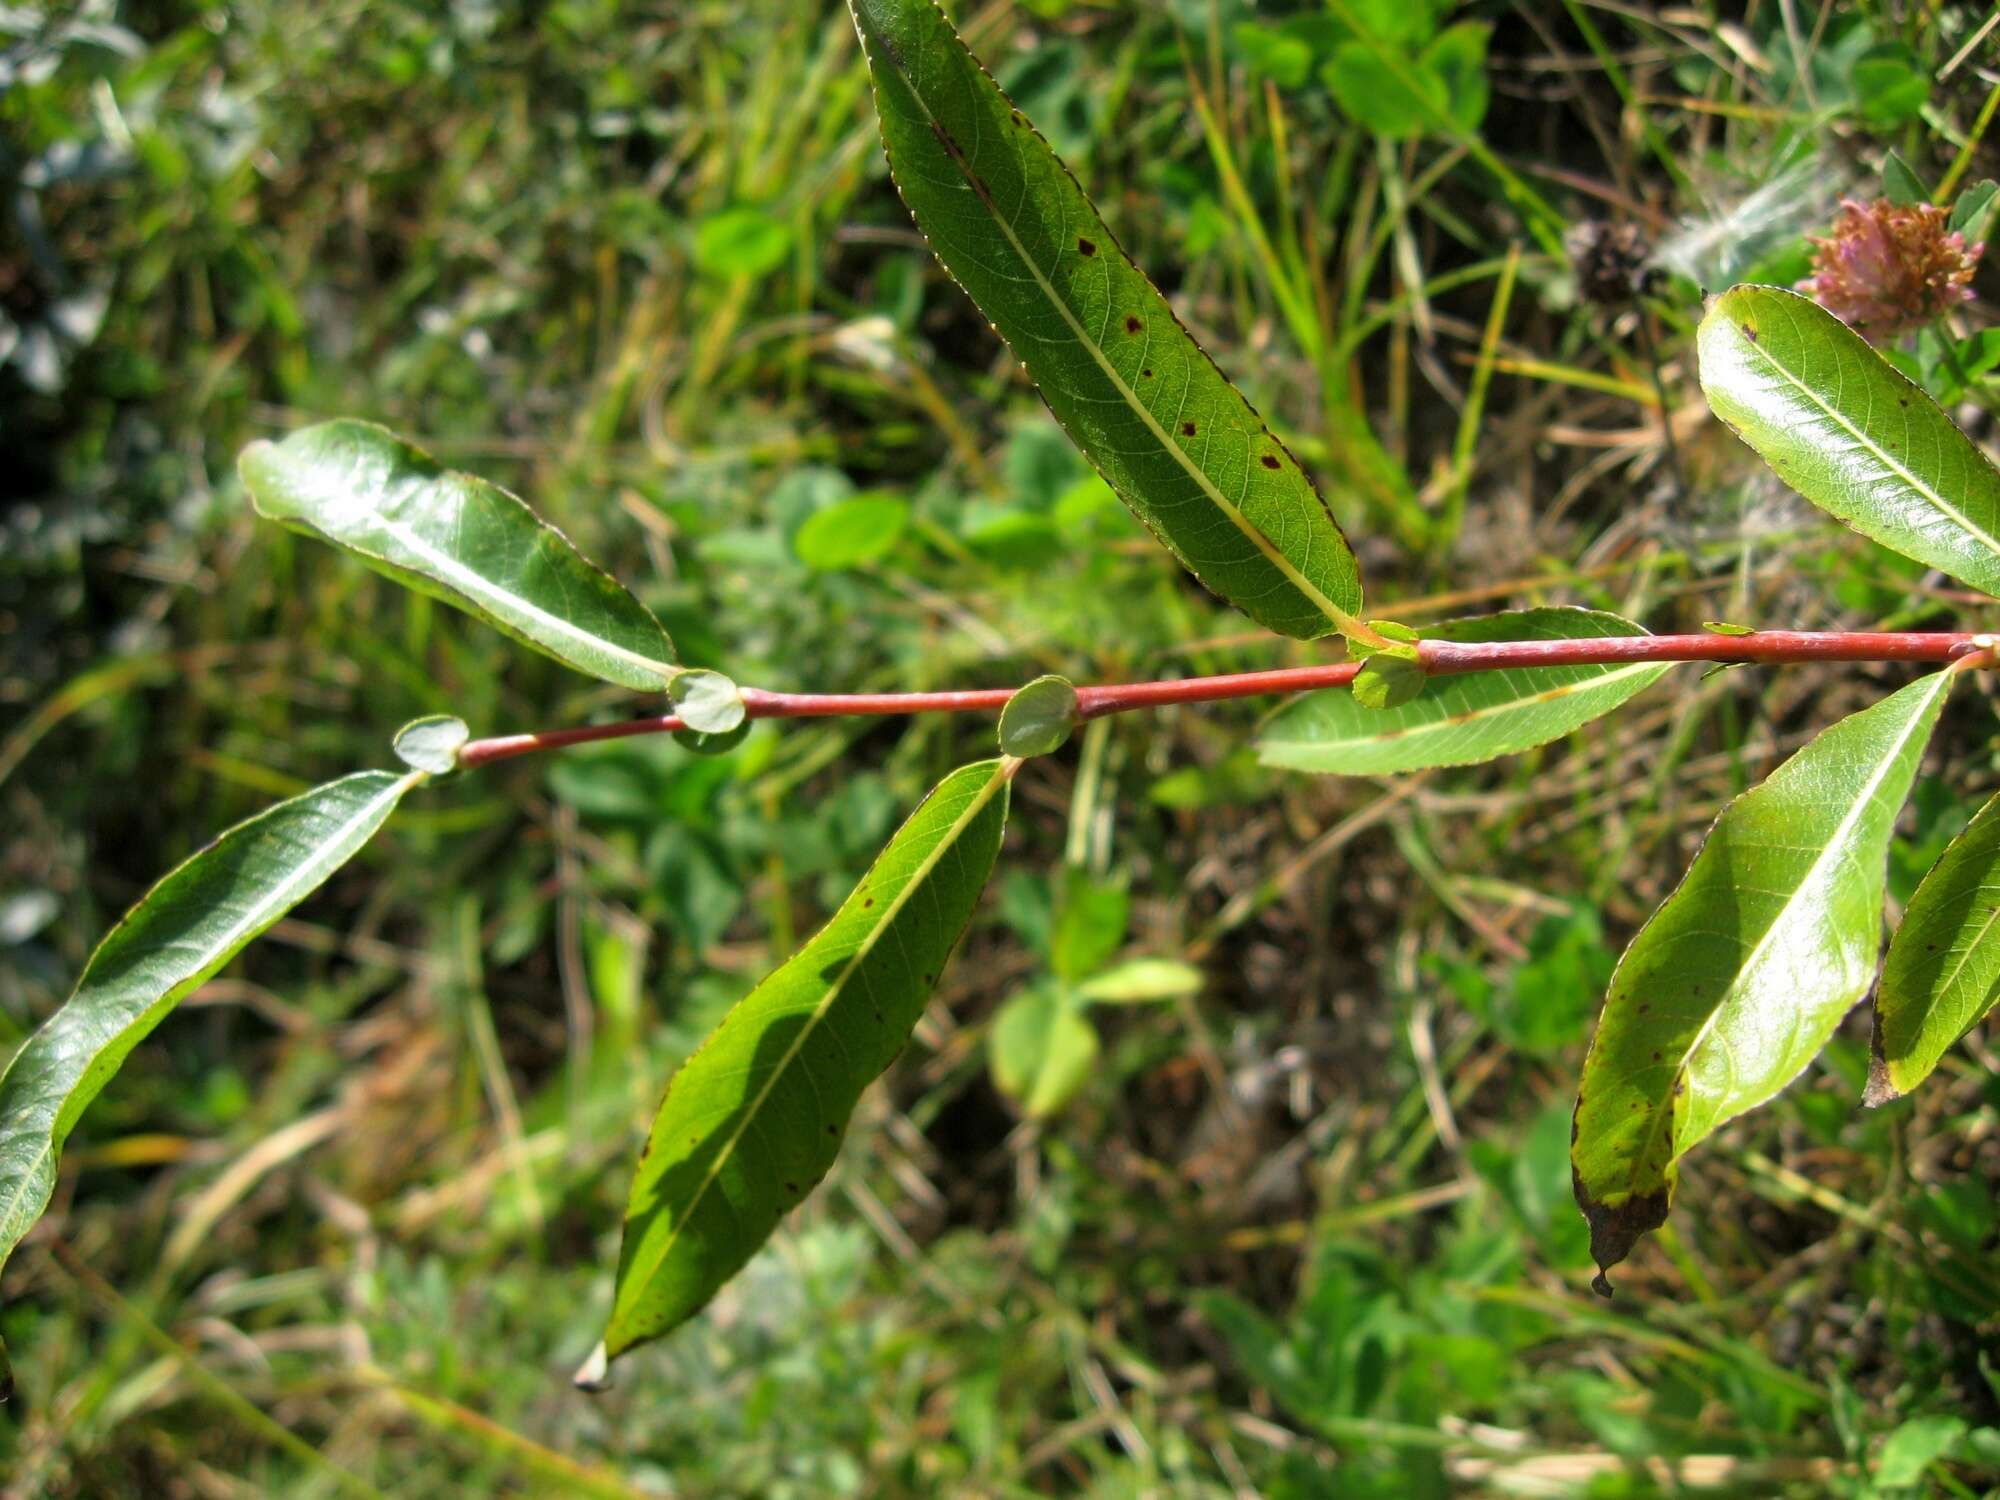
[1572,1167,1670,1298]
[1862,1015,1901,1108]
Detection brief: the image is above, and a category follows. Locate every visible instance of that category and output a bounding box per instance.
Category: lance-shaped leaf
[1699,285,2000,599]
[848,0,1364,641]
[1258,609,1669,775]
[241,420,684,691]
[595,758,1011,1367]
[0,770,419,1277]
[1872,792,2000,1101]
[1572,672,1954,1284]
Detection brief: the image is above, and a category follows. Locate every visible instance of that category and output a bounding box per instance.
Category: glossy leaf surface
[1873,791,2000,1100]
[1699,286,2000,598]
[242,420,684,690]
[849,0,1363,640]
[1572,672,1953,1280]
[601,758,1011,1360]
[1258,609,1669,775]
[0,771,418,1276]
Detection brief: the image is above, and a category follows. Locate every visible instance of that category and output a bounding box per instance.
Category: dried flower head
[1797,197,1983,339]
[1567,219,1657,307]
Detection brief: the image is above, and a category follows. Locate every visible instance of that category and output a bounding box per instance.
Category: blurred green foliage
[5,0,2000,1495]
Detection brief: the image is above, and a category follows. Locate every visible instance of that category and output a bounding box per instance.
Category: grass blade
[598,758,1012,1364]
[1257,608,1669,775]
[0,771,419,1277]
[241,420,683,691]
[1699,285,2000,598]
[1571,672,1954,1284]
[848,0,1364,640]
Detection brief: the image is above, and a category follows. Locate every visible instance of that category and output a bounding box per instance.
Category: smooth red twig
[454,630,1993,769]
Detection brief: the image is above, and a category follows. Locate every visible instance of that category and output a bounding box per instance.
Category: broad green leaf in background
[594,758,1012,1368]
[0,771,419,1279]
[1572,672,1955,1282]
[848,0,1365,641]
[793,494,909,570]
[241,420,688,692]
[990,984,1098,1119]
[1076,957,1204,1004]
[1950,179,1999,241]
[1699,286,2000,598]
[693,205,793,279]
[1258,609,1669,775]
[1323,21,1490,139]
[1872,792,2000,1101]
[1849,42,1930,129]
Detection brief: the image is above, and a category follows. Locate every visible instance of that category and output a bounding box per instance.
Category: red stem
[455,630,1991,768]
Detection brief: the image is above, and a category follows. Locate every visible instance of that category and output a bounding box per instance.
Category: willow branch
[456,630,1993,768]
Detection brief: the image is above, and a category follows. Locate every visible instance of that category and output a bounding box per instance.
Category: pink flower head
[1797,197,1983,340]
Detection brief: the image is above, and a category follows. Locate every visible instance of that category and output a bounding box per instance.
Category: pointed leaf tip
[572,1341,612,1393]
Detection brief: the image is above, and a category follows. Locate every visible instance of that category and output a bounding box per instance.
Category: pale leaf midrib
[864,14,1352,632]
[614,765,1005,1331]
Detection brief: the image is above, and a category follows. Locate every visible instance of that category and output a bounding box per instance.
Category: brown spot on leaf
[1077,237,1097,256]
[1261,454,1281,469]
[1181,421,1197,436]
[1124,314,1142,334]
[1141,368,1154,378]
[1741,321,1759,343]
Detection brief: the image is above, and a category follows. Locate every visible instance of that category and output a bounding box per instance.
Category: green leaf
[1352,650,1425,709]
[1259,609,1669,775]
[1875,1414,1967,1488]
[694,206,793,279]
[998,675,1079,759]
[1049,870,1128,982]
[241,420,685,692]
[1873,791,2000,1101]
[848,0,1364,641]
[1571,672,1954,1284]
[1950,179,1999,241]
[1698,286,2000,599]
[1701,620,1757,637]
[0,771,418,1279]
[1881,150,1929,206]
[1076,957,1203,1004]
[667,669,746,735]
[598,759,1011,1363]
[1322,41,1438,139]
[1851,44,1930,129]
[392,714,469,775]
[793,494,909,570]
[989,985,1099,1118]
[1420,21,1491,134]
